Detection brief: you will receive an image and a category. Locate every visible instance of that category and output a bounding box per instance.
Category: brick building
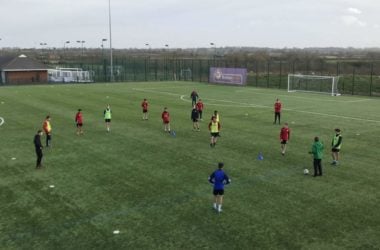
[0,55,48,85]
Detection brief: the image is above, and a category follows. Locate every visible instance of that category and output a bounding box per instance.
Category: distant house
[0,55,48,85]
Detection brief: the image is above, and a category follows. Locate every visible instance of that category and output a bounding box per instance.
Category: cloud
[347,7,362,14]
[341,15,366,27]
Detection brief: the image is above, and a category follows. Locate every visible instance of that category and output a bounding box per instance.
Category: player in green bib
[104,104,112,132]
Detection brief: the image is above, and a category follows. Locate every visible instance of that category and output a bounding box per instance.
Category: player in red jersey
[280,122,290,156]
[161,107,171,133]
[141,98,149,120]
[274,98,282,125]
[196,99,204,120]
[75,109,84,135]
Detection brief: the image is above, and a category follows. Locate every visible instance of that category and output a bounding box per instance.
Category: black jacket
[34,134,42,149]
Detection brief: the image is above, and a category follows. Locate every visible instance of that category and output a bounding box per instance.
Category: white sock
[213,203,217,209]
[218,204,222,212]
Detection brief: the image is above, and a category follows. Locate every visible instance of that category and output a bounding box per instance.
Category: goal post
[288,74,340,96]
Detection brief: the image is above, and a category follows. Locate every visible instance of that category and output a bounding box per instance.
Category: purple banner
[209,67,247,85]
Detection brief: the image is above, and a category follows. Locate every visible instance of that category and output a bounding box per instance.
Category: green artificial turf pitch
[0,81,379,249]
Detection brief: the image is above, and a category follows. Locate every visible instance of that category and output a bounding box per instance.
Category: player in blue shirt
[208,162,231,213]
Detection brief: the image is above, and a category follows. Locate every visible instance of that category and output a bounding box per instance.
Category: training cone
[257,152,264,160]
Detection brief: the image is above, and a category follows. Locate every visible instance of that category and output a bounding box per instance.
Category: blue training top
[208,169,231,190]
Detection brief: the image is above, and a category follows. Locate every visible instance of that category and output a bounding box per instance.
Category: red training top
[75,112,83,124]
[274,101,282,113]
[162,111,170,123]
[196,101,204,111]
[280,127,290,141]
[141,100,148,111]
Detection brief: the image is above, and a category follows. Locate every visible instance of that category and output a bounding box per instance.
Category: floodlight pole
[108,0,114,82]
[210,42,216,65]
[101,38,107,60]
[63,41,70,57]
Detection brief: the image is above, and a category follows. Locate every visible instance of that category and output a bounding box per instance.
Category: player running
[280,122,291,156]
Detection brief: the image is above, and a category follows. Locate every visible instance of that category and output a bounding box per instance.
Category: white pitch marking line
[0,117,4,126]
[133,88,380,123]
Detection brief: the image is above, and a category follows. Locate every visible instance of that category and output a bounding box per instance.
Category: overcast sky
[0,0,379,49]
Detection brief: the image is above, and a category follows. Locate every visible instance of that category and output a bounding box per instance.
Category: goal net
[288,74,340,96]
[180,69,192,81]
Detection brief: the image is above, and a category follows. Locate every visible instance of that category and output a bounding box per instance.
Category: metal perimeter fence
[59,58,380,97]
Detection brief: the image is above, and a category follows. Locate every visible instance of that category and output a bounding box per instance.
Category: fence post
[352,67,355,95]
[370,63,373,96]
[191,59,194,82]
[199,60,202,83]
[144,58,147,81]
[267,61,270,88]
[255,61,258,87]
[279,60,282,89]
[155,59,158,81]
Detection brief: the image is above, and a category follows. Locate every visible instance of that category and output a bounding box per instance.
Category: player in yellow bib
[208,116,221,147]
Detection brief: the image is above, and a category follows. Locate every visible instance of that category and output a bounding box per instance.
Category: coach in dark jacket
[34,130,43,169]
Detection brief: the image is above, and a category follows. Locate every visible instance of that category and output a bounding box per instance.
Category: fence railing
[59,58,380,97]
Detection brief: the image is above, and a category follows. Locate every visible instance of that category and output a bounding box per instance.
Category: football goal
[180,69,192,81]
[288,74,340,96]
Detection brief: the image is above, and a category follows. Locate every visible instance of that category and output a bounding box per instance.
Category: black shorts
[281,140,288,144]
[143,109,148,113]
[332,148,340,153]
[76,123,83,127]
[213,189,224,195]
[211,132,219,137]
[105,119,111,123]
[192,118,198,122]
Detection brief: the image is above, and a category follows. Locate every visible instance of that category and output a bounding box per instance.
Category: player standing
[196,99,204,120]
[75,109,84,135]
[42,115,52,147]
[191,105,200,131]
[309,136,324,177]
[33,130,44,169]
[208,162,231,213]
[161,107,171,133]
[280,122,290,156]
[104,104,112,132]
[212,110,220,122]
[331,128,343,165]
[190,89,199,106]
[274,98,282,125]
[141,98,149,120]
[208,116,221,147]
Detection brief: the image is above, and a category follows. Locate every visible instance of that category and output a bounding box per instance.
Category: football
[303,169,309,175]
